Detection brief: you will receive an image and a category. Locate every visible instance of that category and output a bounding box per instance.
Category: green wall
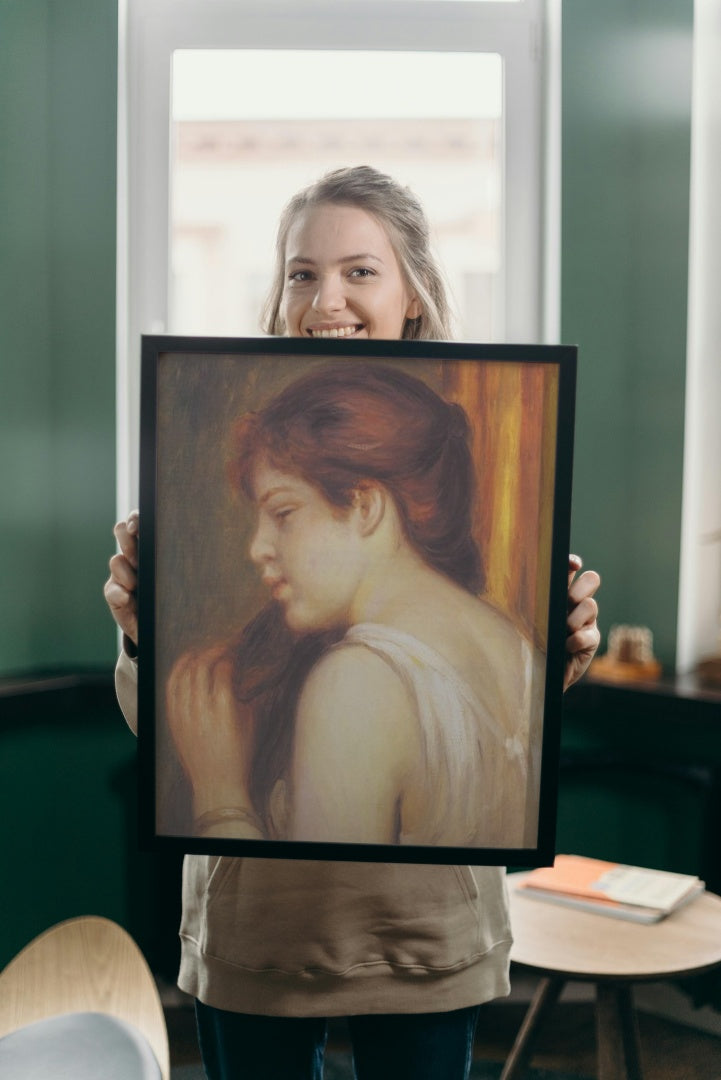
[562,0,693,669]
[0,0,118,675]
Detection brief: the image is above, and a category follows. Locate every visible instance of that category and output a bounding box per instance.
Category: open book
[515,854,705,923]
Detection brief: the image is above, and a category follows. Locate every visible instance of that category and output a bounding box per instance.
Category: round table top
[508,871,721,981]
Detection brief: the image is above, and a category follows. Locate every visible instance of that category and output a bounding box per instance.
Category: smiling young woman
[105,166,600,1080]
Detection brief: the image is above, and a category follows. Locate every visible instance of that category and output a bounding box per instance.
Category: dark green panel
[0,2,55,669]
[562,0,693,668]
[556,770,707,877]
[0,689,131,966]
[0,683,184,976]
[0,0,118,674]
[47,0,118,667]
[558,682,721,889]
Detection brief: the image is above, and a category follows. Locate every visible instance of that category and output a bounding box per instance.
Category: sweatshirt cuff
[122,634,138,661]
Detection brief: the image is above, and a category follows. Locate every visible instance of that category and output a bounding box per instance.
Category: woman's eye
[274,507,296,522]
[288,270,313,283]
[349,267,375,279]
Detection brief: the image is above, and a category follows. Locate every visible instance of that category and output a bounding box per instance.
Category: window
[169,49,503,340]
[117,0,557,510]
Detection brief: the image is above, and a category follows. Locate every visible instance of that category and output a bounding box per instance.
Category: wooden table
[503,873,721,1080]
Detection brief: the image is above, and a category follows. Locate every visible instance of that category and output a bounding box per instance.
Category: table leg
[500,976,565,1080]
[596,982,643,1080]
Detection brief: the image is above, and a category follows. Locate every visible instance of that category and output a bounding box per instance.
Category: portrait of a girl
[162,358,545,851]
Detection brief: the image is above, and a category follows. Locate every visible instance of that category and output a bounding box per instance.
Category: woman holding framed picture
[105,166,600,1080]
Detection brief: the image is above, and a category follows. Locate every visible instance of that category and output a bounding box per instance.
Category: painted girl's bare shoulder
[467,595,529,655]
[293,641,418,788]
[298,640,411,715]
[458,595,543,714]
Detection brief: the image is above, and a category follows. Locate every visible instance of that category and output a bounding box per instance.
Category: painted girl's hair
[261,165,454,341]
[229,362,482,593]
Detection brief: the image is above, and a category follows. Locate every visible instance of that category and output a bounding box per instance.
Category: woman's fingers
[103,573,135,616]
[103,558,138,644]
[104,512,141,644]
[566,621,601,657]
[108,550,137,591]
[566,581,601,653]
[567,553,583,586]
[113,512,139,568]
[566,589,600,637]
[564,558,601,690]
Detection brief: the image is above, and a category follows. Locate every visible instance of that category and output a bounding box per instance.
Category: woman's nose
[249,520,273,565]
[313,273,345,315]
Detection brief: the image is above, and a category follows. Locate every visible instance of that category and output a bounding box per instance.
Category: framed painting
[137,336,576,865]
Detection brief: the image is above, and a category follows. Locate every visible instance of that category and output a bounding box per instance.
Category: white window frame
[676,0,721,674]
[116,0,559,512]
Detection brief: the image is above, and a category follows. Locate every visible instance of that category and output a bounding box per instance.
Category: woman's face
[281,203,421,340]
[249,458,366,634]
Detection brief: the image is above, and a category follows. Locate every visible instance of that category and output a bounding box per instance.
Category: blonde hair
[262,165,454,341]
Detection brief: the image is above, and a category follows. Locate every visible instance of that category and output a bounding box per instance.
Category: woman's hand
[165,644,263,837]
[103,510,140,646]
[564,554,601,691]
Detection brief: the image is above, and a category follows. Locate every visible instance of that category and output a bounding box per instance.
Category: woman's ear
[353,485,386,537]
[406,296,422,320]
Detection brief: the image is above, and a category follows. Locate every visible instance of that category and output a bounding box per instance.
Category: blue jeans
[195,1000,481,1080]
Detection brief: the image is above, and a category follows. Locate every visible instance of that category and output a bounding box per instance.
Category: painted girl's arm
[288,646,417,845]
[166,645,263,838]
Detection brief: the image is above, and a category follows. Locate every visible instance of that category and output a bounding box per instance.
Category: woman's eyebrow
[286,253,384,266]
[340,253,384,265]
[257,485,299,506]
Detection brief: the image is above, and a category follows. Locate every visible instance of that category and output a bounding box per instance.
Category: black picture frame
[138,335,576,865]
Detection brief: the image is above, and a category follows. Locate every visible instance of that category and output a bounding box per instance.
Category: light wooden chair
[0,915,170,1079]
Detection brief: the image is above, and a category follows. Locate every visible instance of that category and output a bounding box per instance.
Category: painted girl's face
[249,459,366,633]
[281,203,421,340]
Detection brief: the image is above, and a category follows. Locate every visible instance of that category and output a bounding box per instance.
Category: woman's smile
[306,323,364,339]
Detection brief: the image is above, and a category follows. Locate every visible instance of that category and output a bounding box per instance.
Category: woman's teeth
[310,325,360,338]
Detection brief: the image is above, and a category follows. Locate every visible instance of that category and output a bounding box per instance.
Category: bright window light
[173,51,502,121]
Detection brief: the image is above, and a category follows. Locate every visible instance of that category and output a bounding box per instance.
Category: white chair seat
[0,1011,163,1079]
